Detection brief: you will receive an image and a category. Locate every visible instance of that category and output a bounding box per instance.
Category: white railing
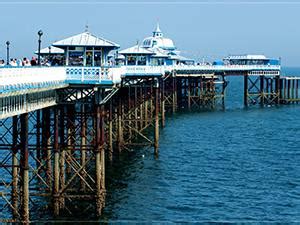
[0,67,66,86]
[0,67,67,94]
[0,66,118,94]
[170,64,281,71]
[65,67,110,83]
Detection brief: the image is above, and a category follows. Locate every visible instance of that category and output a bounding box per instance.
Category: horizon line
[2,1,300,5]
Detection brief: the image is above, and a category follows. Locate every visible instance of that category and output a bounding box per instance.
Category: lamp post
[48,46,52,65]
[37,30,43,65]
[6,41,10,65]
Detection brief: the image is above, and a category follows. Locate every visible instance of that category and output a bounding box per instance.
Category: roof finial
[156,22,161,33]
[85,22,89,33]
[153,21,163,37]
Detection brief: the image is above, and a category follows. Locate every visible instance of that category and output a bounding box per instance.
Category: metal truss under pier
[243,75,300,107]
[0,77,162,222]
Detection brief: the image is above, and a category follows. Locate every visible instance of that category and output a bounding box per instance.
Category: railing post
[81,67,84,81]
[81,67,84,82]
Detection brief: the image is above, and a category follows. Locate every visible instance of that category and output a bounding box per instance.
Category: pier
[0,27,299,223]
[1,62,300,222]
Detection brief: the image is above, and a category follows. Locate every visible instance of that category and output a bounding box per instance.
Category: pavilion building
[51,31,120,66]
[119,24,194,66]
[118,45,155,66]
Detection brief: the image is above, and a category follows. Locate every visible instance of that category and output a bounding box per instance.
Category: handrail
[170,64,281,70]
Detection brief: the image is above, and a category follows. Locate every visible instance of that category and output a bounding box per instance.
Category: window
[86,51,93,66]
[137,56,147,65]
[69,51,84,66]
[94,52,102,66]
[127,55,137,65]
[151,58,164,66]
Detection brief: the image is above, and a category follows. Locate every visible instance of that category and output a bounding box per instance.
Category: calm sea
[100,67,300,222]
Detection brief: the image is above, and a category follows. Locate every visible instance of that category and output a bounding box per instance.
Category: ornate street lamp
[6,41,10,65]
[37,30,43,65]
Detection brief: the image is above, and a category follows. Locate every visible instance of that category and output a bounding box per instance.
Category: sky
[0,0,300,66]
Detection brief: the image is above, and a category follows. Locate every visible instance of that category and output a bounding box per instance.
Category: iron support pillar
[172,75,177,113]
[95,89,105,216]
[188,78,191,111]
[20,113,29,223]
[117,96,124,152]
[275,76,280,104]
[140,86,144,130]
[244,75,248,107]
[260,76,265,106]
[66,105,75,176]
[11,115,19,219]
[161,79,165,128]
[80,103,87,191]
[222,75,226,109]
[42,108,52,189]
[59,105,65,209]
[36,110,41,171]
[108,99,113,162]
[154,79,160,155]
[53,108,60,216]
[287,79,291,100]
[95,104,102,216]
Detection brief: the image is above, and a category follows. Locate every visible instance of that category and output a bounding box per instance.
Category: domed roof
[141,23,176,51]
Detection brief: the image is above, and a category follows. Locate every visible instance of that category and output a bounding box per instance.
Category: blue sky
[0,0,299,66]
